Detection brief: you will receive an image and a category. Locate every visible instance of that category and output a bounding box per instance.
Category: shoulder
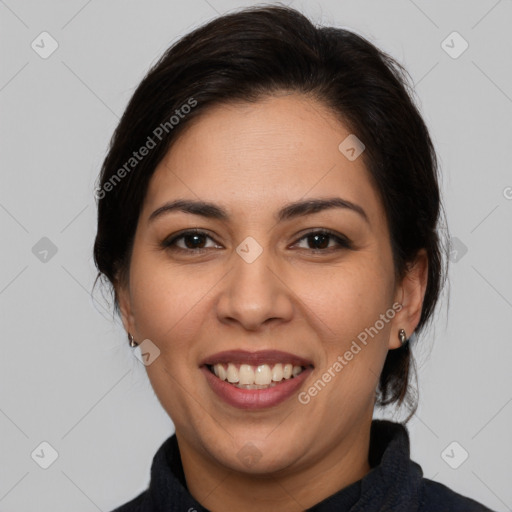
[419,478,495,512]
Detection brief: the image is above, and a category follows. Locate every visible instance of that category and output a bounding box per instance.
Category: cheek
[295,256,394,331]
[128,257,213,421]
[296,257,395,394]
[127,249,203,351]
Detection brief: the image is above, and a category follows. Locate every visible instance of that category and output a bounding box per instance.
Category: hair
[93,4,448,416]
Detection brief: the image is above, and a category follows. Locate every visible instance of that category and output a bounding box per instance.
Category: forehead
[141,93,384,225]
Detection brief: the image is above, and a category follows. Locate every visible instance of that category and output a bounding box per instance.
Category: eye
[161,229,220,253]
[292,230,353,252]
[162,228,352,255]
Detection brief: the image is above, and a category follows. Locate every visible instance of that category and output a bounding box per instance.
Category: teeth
[254,364,272,385]
[239,364,254,385]
[217,364,227,381]
[272,363,283,382]
[226,363,239,383]
[292,365,302,377]
[211,362,305,387]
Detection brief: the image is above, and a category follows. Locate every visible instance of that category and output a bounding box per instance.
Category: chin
[211,433,304,475]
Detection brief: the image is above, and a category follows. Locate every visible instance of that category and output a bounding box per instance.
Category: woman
[93,5,495,511]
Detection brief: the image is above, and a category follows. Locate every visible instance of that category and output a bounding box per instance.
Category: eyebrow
[148,197,369,225]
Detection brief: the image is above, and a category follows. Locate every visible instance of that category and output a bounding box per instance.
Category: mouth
[200,350,314,409]
[205,362,310,389]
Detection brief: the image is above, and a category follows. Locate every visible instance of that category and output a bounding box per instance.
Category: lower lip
[201,366,313,410]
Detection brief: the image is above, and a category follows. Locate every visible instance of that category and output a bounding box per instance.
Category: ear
[388,249,429,350]
[115,278,136,337]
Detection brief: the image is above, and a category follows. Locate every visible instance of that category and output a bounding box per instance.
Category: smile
[200,350,314,409]
[207,363,305,389]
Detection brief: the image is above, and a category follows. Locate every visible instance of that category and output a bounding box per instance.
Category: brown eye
[162,230,220,253]
[161,228,352,255]
[293,230,353,252]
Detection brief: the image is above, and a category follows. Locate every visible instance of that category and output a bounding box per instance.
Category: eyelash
[161,228,353,255]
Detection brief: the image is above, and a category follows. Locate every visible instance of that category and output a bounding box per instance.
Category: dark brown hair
[93,4,448,415]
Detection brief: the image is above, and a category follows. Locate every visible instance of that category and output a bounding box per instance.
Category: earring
[398,329,407,346]
[128,333,138,347]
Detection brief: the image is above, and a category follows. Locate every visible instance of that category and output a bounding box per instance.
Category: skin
[117,92,428,511]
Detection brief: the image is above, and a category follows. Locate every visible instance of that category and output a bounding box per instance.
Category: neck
[176,421,372,512]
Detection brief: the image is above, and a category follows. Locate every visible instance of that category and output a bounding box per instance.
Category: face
[117,92,425,477]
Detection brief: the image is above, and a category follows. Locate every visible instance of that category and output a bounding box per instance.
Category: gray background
[1,0,511,510]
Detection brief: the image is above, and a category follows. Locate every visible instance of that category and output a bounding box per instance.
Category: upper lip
[200,350,314,368]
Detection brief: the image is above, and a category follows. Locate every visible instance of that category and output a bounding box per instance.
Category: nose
[215,246,294,332]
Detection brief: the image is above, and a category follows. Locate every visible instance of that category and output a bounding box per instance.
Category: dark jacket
[111,419,495,511]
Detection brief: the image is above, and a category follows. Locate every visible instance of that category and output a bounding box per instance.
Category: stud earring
[398,329,407,346]
[128,333,138,347]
